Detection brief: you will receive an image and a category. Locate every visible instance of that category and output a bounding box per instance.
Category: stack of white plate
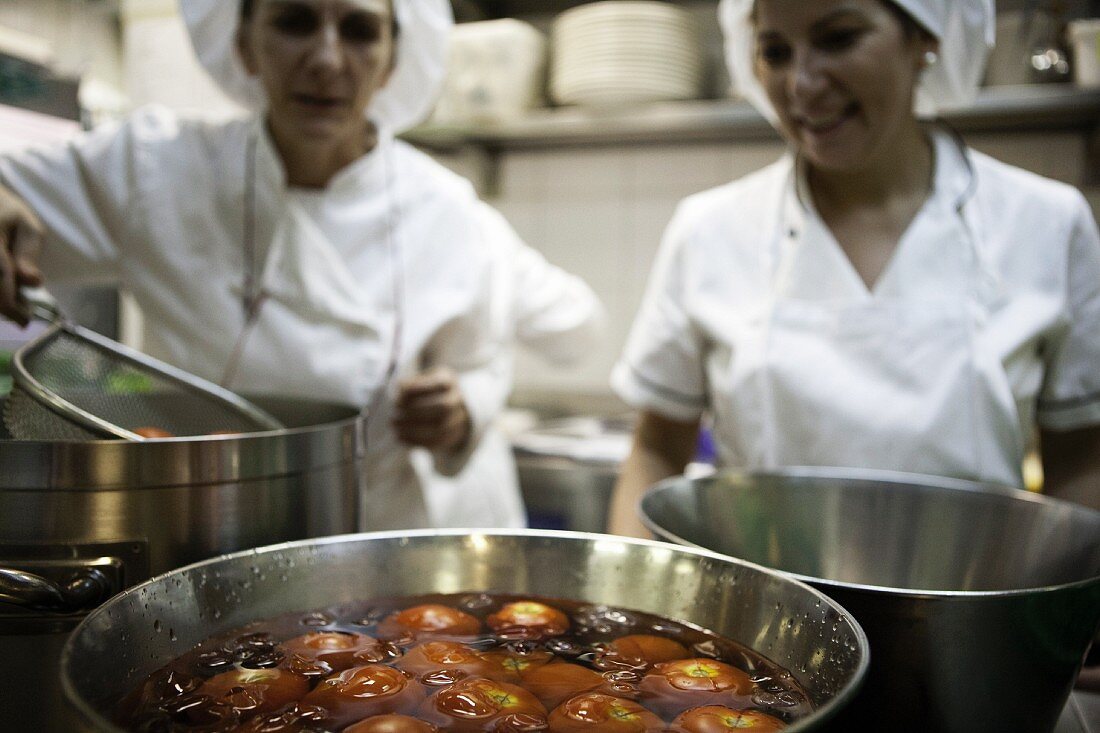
[550,1,703,107]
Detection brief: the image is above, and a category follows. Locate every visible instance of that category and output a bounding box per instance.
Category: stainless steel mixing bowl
[61,530,869,731]
[639,468,1100,733]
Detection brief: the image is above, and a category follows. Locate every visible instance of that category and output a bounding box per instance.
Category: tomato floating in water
[639,659,754,719]
[230,701,331,732]
[196,667,310,720]
[546,693,663,732]
[607,635,690,667]
[672,705,787,732]
[518,661,607,710]
[418,677,547,730]
[380,604,482,638]
[302,664,425,729]
[344,714,441,732]
[283,631,399,672]
[134,668,204,709]
[133,426,174,438]
[395,641,503,681]
[479,648,554,683]
[486,601,569,638]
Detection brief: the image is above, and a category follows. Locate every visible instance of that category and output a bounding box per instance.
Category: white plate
[553,23,696,44]
[553,59,702,78]
[551,79,700,100]
[555,2,693,27]
[553,35,700,55]
[552,77,699,93]
[553,70,702,90]
[553,87,698,106]
[553,50,703,68]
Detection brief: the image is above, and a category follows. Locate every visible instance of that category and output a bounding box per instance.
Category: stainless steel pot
[512,416,631,531]
[639,468,1100,733]
[0,395,365,732]
[61,530,869,732]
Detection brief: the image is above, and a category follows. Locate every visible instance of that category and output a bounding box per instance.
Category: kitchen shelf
[404,84,1100,153]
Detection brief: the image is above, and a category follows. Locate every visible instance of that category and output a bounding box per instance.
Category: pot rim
[61,528,871,733]
[640,465,1100,598]
[0,401,365,490]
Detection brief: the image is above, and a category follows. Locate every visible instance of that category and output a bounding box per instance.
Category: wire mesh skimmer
[3,288,283,441]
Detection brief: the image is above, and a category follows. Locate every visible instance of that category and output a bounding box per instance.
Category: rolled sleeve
[1037,193,1100,430]
[611,204,708,422]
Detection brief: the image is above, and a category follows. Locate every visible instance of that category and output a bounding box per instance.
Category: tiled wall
[433,129,1100,404]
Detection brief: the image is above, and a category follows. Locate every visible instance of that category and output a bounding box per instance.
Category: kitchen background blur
[0,0,1098,526]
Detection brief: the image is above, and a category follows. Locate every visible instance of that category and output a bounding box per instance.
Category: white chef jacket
[0,105,521,529]
[410,217,604,528]
[612,128,1100,488]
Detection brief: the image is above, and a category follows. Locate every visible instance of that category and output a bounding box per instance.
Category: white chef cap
[718,0,995,123]
[181,0,453,135]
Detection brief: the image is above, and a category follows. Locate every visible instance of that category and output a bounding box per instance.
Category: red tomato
[344,714,441,732]
[672,706,787,732]
[395,641,503,681]
[136,668,204,708]
[486,602,569,638]
[197,668,310,720]
[418,677,547,730]
[230,702,331,732]
[282,631,398,671]
[607,635,690,667]
[518,662,607,710]
[639,660,754,719]
[302,664,425,729]
[546,693,663,732]
[134,426,174,438]
[479,649,554,683]
[381,604,482,638]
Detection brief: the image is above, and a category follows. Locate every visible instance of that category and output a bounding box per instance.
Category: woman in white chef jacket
[0,0,535,529]
[609,0,1100,536]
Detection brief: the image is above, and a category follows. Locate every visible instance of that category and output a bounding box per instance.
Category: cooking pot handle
[0,567,112,613]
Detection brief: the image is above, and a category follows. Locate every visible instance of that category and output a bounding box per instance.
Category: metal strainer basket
[3,289,282,441]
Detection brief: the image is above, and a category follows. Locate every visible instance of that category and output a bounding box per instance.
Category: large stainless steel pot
[61,530,869,732]
[0,395,364,733]
[639,468,1100,733]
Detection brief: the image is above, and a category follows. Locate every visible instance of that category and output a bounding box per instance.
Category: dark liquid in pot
[118,593,812,731]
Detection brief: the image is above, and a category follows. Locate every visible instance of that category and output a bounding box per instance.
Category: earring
[923,50,939,66]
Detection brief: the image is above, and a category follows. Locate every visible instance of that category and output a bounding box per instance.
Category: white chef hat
[180,0,453,135]
[718,0,995,123]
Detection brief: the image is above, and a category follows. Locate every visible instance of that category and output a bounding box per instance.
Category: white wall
[119,0,243,115]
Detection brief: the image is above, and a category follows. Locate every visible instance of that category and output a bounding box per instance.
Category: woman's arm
[1039,425,1100,511]
[607,410,701,538]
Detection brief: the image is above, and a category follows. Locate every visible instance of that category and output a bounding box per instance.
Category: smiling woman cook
[609,0,1100,536]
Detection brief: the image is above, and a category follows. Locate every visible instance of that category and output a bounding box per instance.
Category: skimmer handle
[19,286,62,324]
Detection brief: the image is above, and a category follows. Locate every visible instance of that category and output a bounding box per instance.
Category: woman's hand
[392,366,472,452]
[0,185,45,326]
